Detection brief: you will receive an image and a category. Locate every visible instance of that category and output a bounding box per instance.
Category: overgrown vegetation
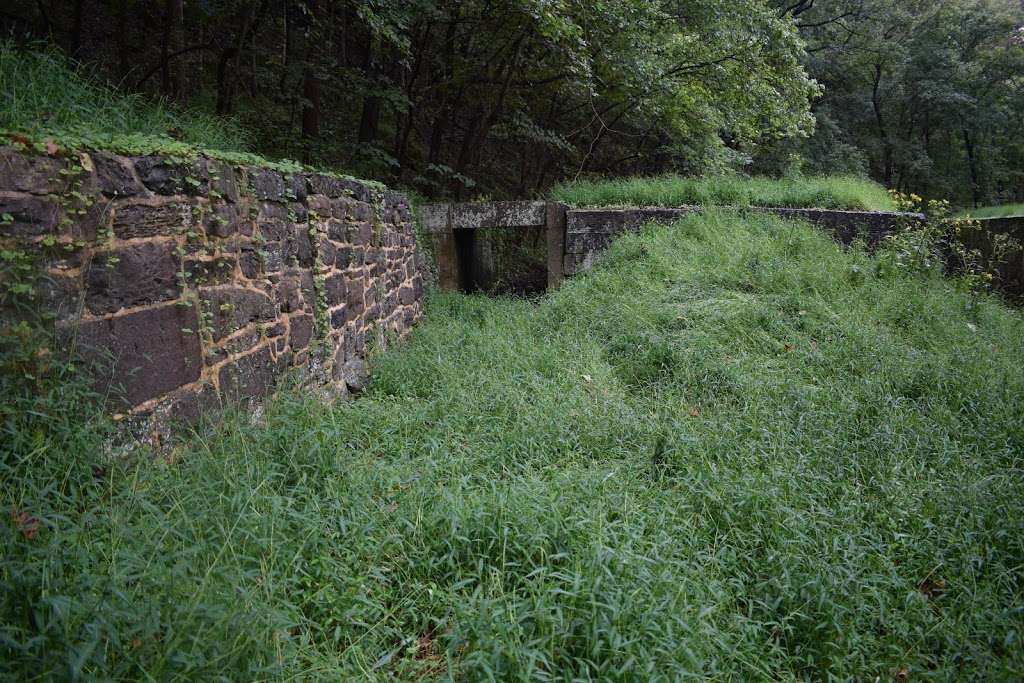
[4,211,1023,679]
[0,2,821,198]
[756,0,1024,209]
[960,204,1024,219]
[0,44,387,186]
[3,2,1023,205]
[551,173,895,211]
[0,43,250,156]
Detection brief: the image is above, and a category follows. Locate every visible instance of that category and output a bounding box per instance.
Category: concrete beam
[545,202,567,290]
[418,201,548,233]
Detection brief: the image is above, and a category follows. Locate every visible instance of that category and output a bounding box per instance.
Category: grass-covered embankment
[959,203,1024,219]
[0,43,375,184]
[3,211,1023,680]
[551,174,896,211]
[0,43,250,157]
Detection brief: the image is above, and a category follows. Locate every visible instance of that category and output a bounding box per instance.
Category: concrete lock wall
[959,216,1024,296]
[0,147,426,439]
[563,206,925,276]
[420,201,923,287]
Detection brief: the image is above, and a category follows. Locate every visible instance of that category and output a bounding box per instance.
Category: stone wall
[0,147,425,437]
[959,216,1024,296]
[563,206,924,275]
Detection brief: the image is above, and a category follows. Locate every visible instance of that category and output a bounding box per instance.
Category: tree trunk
[962,128,981,207]
[872,63,894,185]
[215,3,261,116]
[301,68,320,140]
[161,0,185,100]
[69,0,85,60]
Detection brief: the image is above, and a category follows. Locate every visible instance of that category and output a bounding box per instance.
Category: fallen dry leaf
[10,509,40,540]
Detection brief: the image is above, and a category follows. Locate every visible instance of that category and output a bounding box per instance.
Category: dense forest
[1,0,1022,206]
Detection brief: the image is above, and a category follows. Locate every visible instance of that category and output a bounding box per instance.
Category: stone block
[207,161,240,202]
[324,273,347,305]
[0,148,69,194]
[91,152,145,197]
[306,194,331,215]
[346,278,365,318]
[250,168,286,201]
[398,285,415,305]
[317,237,336,265]
[0,193,61,237]
[219,327,262,358]
[329,306,347,328]
[334,246,353,269]
[205,203,239,238]
[184,255,237,285]
[263,242,285,273]
[299,270,315,302]
[257,201,288,223]
[74,303,202,407]
[276,275,302,313]
[291,225,314,266]
[289,313,313,351]
[288,201,308,223]
[351,201,374,222]
[239,247,262,279]
[258,218,289,242]
[201,286,276,341]
[134,156,210,196]
[285,174,307,201]
[218,345,277,401]
[112,199,192,239]
[340,358,369,393]
[325,219,346,241]
[307,174,371,202]
[154,381,221,424]
[349,221,374,245]
[86,241,180,314]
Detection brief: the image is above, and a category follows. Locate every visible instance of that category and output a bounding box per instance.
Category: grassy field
[3,211,1023,680]
[959,204,1024,219]
[551,174,896,211]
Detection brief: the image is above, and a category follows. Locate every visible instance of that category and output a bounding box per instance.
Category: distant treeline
[1,1,1021,206]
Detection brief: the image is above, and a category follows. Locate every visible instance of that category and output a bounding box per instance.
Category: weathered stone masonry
[0,147,426,431]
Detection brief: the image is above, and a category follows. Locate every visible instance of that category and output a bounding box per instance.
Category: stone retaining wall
[563,206,923,275]
[1,147,425,439]
[960,216,1024,296]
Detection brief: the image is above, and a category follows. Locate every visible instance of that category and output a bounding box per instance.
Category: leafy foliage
[0,1,820,198]
[763,0,1024,208]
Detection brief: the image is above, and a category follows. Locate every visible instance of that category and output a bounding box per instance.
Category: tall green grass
[551,173,896,211]
[959,203,1024,219]
[0,42,251,155]
[3,211,1023,679]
